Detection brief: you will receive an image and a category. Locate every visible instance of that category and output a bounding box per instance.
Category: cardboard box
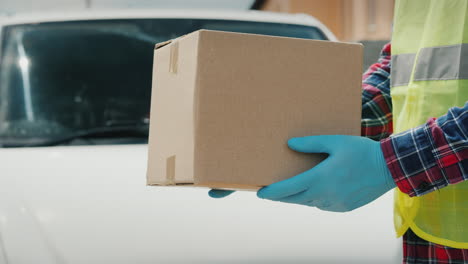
[147,30,363,190]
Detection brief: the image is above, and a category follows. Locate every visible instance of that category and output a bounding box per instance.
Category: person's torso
[391,0,468,249]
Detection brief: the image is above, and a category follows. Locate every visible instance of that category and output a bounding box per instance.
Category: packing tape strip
[166,155,176,185]
[169,42,179,74]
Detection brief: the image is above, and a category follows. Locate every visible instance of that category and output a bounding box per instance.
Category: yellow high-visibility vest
[392,0,468,249]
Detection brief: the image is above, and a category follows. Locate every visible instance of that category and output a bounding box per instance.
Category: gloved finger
[316,195,365,213]
[288,135,339,154]
[316,205,345,212]
[208,189,235,198]
[257,172,308,200]
[307,199,330,208]
[257,159,329,200]
[272,189,316,204]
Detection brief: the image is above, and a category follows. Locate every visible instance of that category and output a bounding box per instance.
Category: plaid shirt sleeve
[361,43,468,197]
[381,104,468,197]
[361,43,393,140]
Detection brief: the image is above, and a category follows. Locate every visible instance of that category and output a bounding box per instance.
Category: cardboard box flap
[155,40,173,50]
[154,31,197,50]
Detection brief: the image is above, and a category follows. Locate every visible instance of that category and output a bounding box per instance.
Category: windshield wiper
[2,125,149,147]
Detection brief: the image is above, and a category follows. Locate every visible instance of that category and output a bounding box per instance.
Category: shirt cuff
[380,119,451,197]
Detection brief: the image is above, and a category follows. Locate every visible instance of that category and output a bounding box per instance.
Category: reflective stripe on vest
[392,0,468,249]
[391,53,415,87]
[391,44,468,87]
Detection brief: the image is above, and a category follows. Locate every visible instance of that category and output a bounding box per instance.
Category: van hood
[0,145,399,264]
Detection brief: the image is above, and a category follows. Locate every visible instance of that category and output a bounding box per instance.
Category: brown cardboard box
[147,30,362,190]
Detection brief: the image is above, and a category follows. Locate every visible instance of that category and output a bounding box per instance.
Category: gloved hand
[257,135,396,212]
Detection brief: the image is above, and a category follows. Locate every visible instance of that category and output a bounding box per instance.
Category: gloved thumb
[288,136,335,154]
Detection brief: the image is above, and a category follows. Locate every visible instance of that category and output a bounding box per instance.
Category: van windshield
[0,18,326,147]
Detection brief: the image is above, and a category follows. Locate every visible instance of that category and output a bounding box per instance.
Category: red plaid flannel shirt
[362,43,468,263]
[403,229,468,263]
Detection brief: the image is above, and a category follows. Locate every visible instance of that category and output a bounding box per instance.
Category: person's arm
[381,103,468,197]
[361,43,393,140]
[361,43,468,196]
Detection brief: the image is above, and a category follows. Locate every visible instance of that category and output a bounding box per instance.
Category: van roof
[0,9,337,41]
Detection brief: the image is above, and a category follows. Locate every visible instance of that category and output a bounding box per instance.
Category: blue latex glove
[257,135,396,212]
